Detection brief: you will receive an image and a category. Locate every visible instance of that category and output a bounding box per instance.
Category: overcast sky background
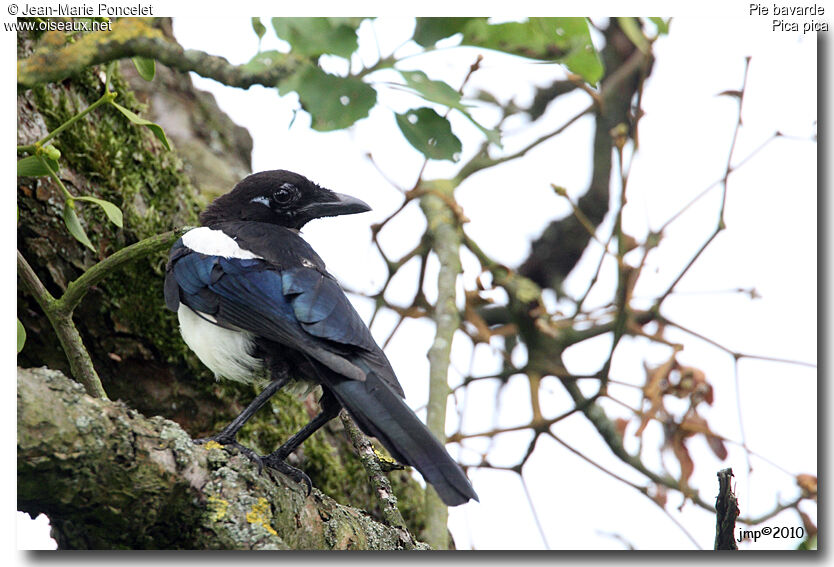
[10,8,823,556]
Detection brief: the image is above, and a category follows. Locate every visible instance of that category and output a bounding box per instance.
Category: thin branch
[737,496,803,526]
[653,58,752,306]
[18,251,105,399]
[655,133,779,235]
[549,431,703,550]
[572,232,616,315]
[454,46,650,183]
[60,229,187,312]
[338,411,417,549]
[662,316,816,369]
[519,472,550,549]
[558,378,715,513]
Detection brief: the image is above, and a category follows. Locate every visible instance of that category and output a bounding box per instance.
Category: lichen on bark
[18,367,429,550]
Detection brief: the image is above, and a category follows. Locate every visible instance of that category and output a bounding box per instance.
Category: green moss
[30,61,201,365]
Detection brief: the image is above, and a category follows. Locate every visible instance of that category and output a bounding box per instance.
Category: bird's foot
[194,435,265,473]
[262,453,313,496]
[195,435,312,494]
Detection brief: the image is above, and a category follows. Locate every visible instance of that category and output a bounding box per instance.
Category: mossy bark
[18,367,428,550]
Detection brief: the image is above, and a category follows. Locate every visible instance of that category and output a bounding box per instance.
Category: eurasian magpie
[164,169,478,506]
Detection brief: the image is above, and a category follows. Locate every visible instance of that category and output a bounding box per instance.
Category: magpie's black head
[200,170,371,230]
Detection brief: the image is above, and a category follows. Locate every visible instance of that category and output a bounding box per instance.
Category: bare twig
[338,411,417,549]
[653,57,752,306]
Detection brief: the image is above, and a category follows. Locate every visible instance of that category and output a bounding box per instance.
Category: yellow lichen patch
[372,447,397,466]
[206,495,229,522]
[246,498,277,536]
[40,31,69,49]
[203,440,223,450]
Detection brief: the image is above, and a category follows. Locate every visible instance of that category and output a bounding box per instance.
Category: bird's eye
[271,183,298,206]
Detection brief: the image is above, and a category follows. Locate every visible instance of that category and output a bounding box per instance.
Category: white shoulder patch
[181,226,262,259]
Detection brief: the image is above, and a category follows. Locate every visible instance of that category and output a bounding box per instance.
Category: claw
[195,435,312,495]
[262,454,313,496]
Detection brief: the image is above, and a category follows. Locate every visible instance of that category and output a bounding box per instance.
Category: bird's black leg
[262,390,341,494]
[195,375,290,469]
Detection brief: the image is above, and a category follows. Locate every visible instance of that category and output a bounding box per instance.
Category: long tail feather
[325,370,478,506]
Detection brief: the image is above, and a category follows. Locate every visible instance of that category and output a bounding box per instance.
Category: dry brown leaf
[679,412,728,460]
[706,434,728,460]
[636,356,676,436]
[797,474,818,500]
[679,413,709,437]
[670,431,695,484]
[798,510,818,538]
[463,289,494,344]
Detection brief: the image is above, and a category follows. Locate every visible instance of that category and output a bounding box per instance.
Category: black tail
[325,370,478,506]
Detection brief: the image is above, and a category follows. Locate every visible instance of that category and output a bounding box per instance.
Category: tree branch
[17,366,427,550]
[17,251,106,399]
[60,228,186,312]
[419,178,463,550]
[339,411,418,548]
[17,18,299,90]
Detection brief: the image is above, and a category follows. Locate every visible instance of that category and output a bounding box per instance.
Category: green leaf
[413,17,604,84]
[17,155,59,177]
[17,319,26,353]
[131,56,156,81]
[649,17,670,36]
[75,196,124,228]
[62,201,95,252]
[413,17,478,47]
[271,17,362,59]
[457,18,604,85]
[399,70,466,110]
[395,108,462,161]
[617,17,650,55]
[252,17,267,40]
[397,70,501,147]
[279,64,376,131]
[110,102,171,150]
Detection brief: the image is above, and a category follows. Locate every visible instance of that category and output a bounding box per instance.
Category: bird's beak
[300,192,372,220]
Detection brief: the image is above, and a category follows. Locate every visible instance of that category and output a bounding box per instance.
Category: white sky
[7,3,826,559]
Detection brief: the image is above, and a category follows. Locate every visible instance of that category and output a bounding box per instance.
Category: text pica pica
[164,169,478,506]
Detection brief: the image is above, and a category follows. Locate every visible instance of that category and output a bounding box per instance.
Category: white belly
[176,227,317,396]
[177,304,264,384]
